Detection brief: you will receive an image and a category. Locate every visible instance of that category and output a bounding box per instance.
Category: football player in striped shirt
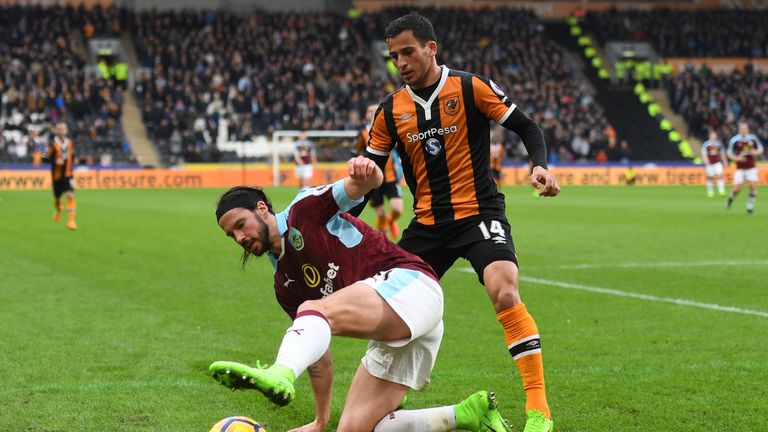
[360,12,559,432]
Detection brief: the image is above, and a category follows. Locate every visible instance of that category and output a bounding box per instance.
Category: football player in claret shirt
[701,130,727,197]
[209,156,512,432]
[357,103,405,239]
[356,12,560,432]
[48,122,77,230]
[726,121,764,214]
[293,131,316,191]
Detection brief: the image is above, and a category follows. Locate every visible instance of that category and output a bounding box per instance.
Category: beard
[240,215,271,268]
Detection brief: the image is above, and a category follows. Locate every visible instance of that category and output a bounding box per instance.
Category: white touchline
[529,259,768,270]
[458,268,768,317]
[523,276,768,318]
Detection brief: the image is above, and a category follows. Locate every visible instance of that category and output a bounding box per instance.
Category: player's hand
[288,419,326,432]
[347,155,380,181]
[530,165,560,197]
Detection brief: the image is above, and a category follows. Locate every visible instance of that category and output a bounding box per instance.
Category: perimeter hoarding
[1,165,766,190]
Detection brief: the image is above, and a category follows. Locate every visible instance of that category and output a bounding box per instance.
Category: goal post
[271,130,361,187]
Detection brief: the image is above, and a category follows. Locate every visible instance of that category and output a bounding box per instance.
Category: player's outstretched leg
[454,391,512,432]
[524,409,554,432]
[209,360,295,406]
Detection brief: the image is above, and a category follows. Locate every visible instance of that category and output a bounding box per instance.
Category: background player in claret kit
[48,122,77,230]
[726,121,764,214]
[294,131,315,190]
[701,130,727,198]
[357,12,560,432]
[357,103,405,239]
[209,156,512,432]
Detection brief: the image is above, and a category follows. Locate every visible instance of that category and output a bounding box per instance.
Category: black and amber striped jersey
[358,126,402,183]
[48,136,74,181]
[367,66,524,225]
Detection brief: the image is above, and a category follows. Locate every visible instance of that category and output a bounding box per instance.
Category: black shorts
[370,182,402,207]
[52,177,74,197]
[398,214,517,284]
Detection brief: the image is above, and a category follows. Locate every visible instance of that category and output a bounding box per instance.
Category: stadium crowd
[4,5,766,166]
[128,9,397,164]
[0,4,134,166]
[666,66,768,142]
[585,8,768,58]
[366,7,612,163]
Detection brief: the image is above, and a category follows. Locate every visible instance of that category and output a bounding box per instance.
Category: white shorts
[705,163,723,178]
[359,268,444,390]
[734,167,758,185]
[295,164,313,180]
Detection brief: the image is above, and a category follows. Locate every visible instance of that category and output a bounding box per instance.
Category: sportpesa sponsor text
[406,125,459,143]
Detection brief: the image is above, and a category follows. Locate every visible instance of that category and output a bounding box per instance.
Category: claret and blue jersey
[267,180,436,319]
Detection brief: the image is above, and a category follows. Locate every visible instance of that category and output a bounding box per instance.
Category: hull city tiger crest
[444,96,460,116]
[289,227,304,251]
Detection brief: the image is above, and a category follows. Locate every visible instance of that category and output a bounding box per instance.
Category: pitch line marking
[530,259,768,270]
[458,268,768,317]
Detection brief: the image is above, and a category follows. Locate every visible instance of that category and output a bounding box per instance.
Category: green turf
[0,185,765,431]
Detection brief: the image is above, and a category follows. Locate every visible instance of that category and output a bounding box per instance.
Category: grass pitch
[0,185,766,431]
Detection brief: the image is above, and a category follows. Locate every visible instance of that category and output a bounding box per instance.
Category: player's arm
[502,109,560,195]
[726,138,743,162]
[289,348,333,432]
[753,136,764,156]
[344,156,383,200]
[348,103,392,216]
[473,76,559,196]
[293,145,303,165]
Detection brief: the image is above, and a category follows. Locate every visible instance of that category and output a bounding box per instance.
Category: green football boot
[454,391,512,432]
[524,409,554,432]
[209,360,295,406]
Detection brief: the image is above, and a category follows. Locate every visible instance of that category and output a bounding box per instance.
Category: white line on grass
[458,268,768,317]
[532,259,768,270]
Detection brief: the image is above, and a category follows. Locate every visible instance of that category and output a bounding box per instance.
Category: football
[209,416,266,432]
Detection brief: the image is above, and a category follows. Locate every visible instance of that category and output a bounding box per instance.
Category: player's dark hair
[216,186,274,220]
[216,186,274,269]
[384,12,437,44]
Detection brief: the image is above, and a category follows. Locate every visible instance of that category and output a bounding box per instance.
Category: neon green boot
[209,360,295,406]
[454,391,512,432]
[524,409,554,432]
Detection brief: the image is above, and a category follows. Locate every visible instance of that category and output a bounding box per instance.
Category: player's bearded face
[242,213,271,257]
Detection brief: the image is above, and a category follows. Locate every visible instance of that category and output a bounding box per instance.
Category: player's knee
[482,261,521,311]
[296,299,329,317]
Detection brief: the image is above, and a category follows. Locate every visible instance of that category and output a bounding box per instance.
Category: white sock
[706,180,713,194]
[274,311,331,379]
[747,193,756,211]
[374,407,456,432]
[717,179,725,194]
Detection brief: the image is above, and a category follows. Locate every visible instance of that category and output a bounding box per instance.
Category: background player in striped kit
[48,122,77,230]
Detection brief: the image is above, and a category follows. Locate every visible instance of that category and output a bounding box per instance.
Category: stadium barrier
[1,165,766,190]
